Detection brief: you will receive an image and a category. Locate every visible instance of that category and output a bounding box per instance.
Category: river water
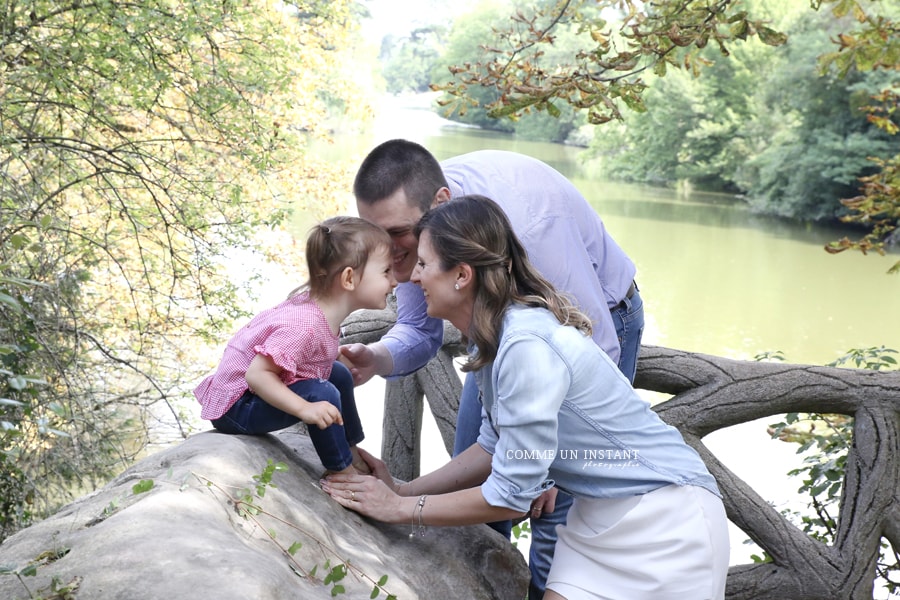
[311,94,899,572]
[322,94,899,367]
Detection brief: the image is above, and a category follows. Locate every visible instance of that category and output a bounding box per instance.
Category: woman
[322,195,729,599]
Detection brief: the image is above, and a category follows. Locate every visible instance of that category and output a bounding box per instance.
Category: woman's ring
[350,490,356,501]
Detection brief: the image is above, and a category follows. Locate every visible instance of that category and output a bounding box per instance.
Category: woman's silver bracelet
[409,494,427,539]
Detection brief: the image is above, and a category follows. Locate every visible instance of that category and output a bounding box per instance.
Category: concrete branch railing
[340,302,465,479]
[340,306,900,600]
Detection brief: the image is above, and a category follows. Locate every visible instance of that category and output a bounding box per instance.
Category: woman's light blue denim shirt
[476,305,720,514]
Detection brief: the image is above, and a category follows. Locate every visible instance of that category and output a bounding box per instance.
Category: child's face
[354,245,396,310]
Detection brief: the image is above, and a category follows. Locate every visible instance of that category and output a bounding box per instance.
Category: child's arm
[245,354,343,430]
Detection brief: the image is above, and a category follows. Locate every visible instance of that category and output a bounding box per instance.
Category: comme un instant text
[505,449,640,461]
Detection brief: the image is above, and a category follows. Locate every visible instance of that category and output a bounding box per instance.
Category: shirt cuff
[480,471,555,513]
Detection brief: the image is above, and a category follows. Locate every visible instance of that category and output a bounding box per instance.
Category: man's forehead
[359,195,422,230]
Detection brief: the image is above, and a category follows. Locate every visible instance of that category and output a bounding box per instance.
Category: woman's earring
[454,283,460,290]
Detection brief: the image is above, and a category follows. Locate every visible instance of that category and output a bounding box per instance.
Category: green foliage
[0,546,76,600]
[99,475,157,519]
[511,519,531,548]
[0,0,364,541]
[741,10,900,220]
[828,345,898,370]
[589,3,900,221]
[430,0,900,262]
[767,346,899,594]
[381,27,448,94]
[753,350,785,362]
[234,458,288,517]
[431,0,586,143]
[131,479,154,495]
[431,2,515,132]
[434,0,789,125]
[197,461,397,599]
[825,82,900,273]
[252,458,289,497]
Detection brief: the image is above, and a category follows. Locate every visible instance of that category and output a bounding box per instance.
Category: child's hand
[298,402,344,429]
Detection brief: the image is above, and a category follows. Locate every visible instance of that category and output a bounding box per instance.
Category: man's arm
[340,282,444,384]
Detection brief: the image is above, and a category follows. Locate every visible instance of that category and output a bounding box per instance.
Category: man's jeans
[212,361,363,472]
[452,287,645,599]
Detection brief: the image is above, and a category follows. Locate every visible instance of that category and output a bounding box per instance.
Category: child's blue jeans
[211,361,363,472]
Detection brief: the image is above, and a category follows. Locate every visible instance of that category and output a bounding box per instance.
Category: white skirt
[546,484,729,600]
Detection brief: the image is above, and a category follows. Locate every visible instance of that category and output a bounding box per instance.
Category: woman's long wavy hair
[416,195,592,372]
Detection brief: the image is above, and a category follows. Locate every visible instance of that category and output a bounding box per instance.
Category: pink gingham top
[193,292,338,420]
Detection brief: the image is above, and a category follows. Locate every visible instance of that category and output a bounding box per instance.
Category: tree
[381,26,448,94]
[819,0,900,273]
[433,0,900,271]
[433,0,787,123]
[587,35,773,190]
[585,3,900,223]
[740,8,900,221]
[431,2,516,132]
[0,0,364,539]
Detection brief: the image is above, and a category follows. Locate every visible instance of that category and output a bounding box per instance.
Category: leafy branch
[194,459,397,599]
[432,0,786,124]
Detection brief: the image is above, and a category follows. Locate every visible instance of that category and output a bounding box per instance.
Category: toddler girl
[194,216,395,474]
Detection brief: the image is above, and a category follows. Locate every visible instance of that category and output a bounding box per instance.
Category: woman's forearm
[322,445,523,528]
[397,487,524,528]
[398,444,493,496]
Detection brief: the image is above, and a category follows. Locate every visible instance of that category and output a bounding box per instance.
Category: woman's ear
[455,263,474,290]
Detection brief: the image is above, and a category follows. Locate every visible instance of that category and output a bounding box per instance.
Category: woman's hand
[353,447,403,493]
[321,473,404,523]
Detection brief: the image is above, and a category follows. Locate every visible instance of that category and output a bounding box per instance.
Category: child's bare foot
[352,460,372,475]
[350,447,372,475]
[323,464,359,477]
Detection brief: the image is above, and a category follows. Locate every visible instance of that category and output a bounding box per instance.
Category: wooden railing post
[339,300,464,480]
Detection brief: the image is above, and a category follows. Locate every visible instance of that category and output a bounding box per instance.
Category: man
[340,138,643,599]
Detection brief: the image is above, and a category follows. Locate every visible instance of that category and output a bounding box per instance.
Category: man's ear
[339,266,356,291]
[431,187,451,209]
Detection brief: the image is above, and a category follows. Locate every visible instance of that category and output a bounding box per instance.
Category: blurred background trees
[381,0,899,270]
[0,0,366,539]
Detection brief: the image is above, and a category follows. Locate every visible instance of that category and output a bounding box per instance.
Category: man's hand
[529,487,558,519]
[339,343,378,386]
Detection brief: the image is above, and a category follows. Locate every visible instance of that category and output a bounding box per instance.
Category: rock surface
[0,428,528,599]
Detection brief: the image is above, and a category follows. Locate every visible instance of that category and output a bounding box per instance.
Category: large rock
[0,428,528,599]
